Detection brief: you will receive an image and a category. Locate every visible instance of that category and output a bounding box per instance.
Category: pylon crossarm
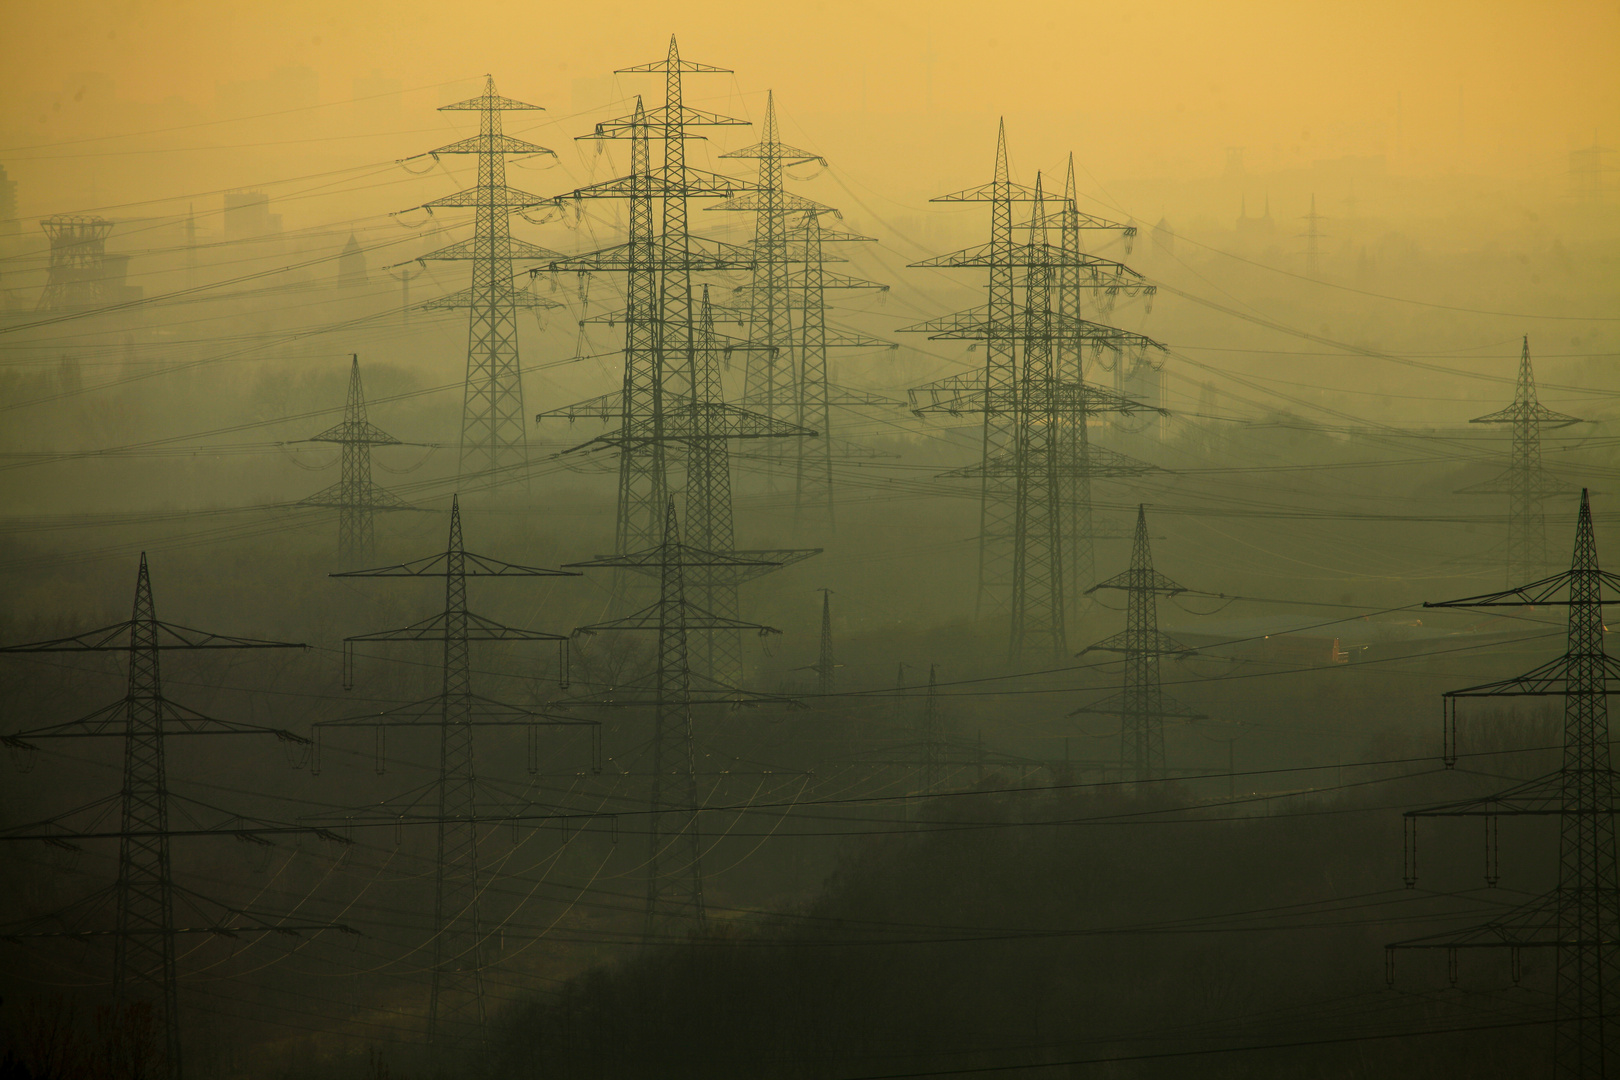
[901,309,1165,354]
[1069,689,1207,720]
[1035,206,1136,233]
[345,610,569,642]
[1423,569,1620,607]
[415,184,554,211]
[575,601,781,636]
[1087,569,1189,596]
[437,87,546,112]
[543,235,754,273]
[333,552,578,578]
[0,620,305,652]
[303,420,405,445]
[931,180,1044,203]
[1388,889,1572,950]
[1469,402,1581,427]
[1441,654,1620,699]
[419,133,554,158]
[317,693,590,729]
[566,543,785,571]
[619,547,821,586]
[554,168,751,201]
[1407,770,1620,818]
[536,391,624,423]
[912,242,1136,274]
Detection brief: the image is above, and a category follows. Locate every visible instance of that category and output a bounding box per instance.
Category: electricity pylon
[919,663,944,796]
[296,355,413,567]
[538,50,817,677]
[317,495,583,1055]
[1390,490,1620,1079]
[399,76,560,481]
[903,124,1164,658]
[566,499,788,938]
[1463,336,1581,584]
[1052,154,1157,595]
[814,587,837,696]
[0,556,347,1080]
[1300,192,1326,280]
[715,92,894,527]
[1074,506,1205,781]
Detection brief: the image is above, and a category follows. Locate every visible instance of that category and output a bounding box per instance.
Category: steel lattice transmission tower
[296,355,413,567]
[400,77,560,481]
[566,499,786,938]
[813,587,837,696]
[1074,506,1204,781]
[1463,336,1581,584]
[0,556,346,1080]
[717,92,893,528]
[318,496,583,1054]
[1390,490,1620,1079]
[1051,154,1158,595]
[538,46,816,682]
[919,663,944,796]
[904,127,1163,659]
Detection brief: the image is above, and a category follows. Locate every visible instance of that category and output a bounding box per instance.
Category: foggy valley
[1,3,1618,1077]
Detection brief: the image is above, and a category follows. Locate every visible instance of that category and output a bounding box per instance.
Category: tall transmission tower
[36,215,115,312]
[1390,490,1620,1079]
[1463,336,1581,584]
[716,92,894,529]
[316,496,584,1054]
[0,556,347,1080]
[537,46,816,680]
[903,125,1164,659]
[296,355,413,567]
[1300,193,1326,280]
[566,499,786,938]
[399,76,561,481]
[1052,154,1158,595]
[814,587,837,696]
[1074,506,1204,781]
[919,663,944,796]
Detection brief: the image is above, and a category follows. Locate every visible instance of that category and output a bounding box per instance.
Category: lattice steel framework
[297,355,412,567]
[716,93,893,527]
[1391,489,1620,1079]
[903,126,1164,660]
[1074,506,1204,780]
[402,76,559,480]
[567,500,787,938]
[36,215,115,312]
[0,556,337,1080]
[538,45,816,683]
[1463,336,1581,584]
[1052,155,1155,595]
[321,496,580,1054]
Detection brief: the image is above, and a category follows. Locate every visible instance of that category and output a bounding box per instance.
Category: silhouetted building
[223,191,280,241]
[1236,194,1274,237]
[338,232,367,286]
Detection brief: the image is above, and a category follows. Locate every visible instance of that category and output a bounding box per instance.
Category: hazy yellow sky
[2,0,1614,205]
